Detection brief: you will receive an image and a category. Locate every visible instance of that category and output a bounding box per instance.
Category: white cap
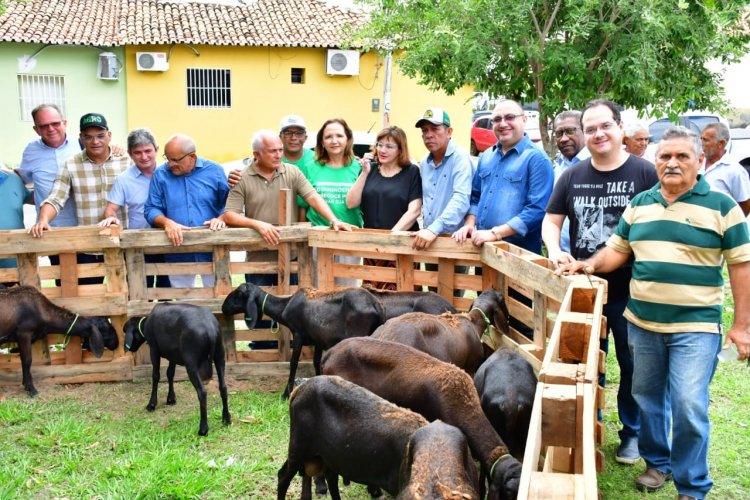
[279,114,307,132]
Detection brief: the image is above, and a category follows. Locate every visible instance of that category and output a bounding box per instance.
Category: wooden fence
[0,225,606,498]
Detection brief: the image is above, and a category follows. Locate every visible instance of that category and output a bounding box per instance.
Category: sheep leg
[314,474,328,496]
[185,365,209,436]
[300,474,313,500]
[312,346,322,375]
[166,361,177,405]
[282,333,304,399]
[146,350,161,412]
[214,345,231,425]
[276,459,296,500]
[18,333,37,397]
[324,470,342,500]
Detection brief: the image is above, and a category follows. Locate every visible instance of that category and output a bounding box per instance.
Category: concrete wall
[124,45,473,163]
[0,43,128,167]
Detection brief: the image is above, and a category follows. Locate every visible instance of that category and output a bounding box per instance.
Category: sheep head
[123,316,148,352]
[487,453,521,500]
[222,283,264,330]
[472,290,509,335]
[76,316,118,357]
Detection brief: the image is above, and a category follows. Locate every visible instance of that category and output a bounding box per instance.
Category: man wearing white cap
[413,107,473,250]
[279,114,315,171]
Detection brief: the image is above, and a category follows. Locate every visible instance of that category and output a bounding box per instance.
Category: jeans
[602,298,639,441]
[627,322,722,499]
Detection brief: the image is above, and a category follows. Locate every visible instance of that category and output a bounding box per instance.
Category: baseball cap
[80,113,108,131]
[279,114,307,132]
[415,107,451,128]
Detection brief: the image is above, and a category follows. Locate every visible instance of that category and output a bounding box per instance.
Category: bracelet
[490,226,503,240]
[330,218,342,227]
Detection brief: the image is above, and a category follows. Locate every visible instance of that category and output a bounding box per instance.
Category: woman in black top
[346,126,422,289]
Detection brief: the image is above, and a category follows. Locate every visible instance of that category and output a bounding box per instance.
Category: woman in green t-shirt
[299,118,363,228]
[299,118,363,286]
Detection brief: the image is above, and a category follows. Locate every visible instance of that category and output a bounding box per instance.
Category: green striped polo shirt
[606,175,750,333]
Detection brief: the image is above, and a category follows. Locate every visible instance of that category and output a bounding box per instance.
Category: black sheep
[221,283,385,399]
[0,285,118,396]
[124,303,230,436]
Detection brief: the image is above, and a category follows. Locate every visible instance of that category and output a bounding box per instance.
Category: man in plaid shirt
[30,113,130,283]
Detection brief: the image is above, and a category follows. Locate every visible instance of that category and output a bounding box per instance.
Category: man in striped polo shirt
[557,126,750,500]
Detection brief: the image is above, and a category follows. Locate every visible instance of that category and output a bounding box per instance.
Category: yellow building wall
[125,45,473,163]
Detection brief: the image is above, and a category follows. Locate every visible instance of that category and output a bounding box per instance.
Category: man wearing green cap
[412,106,473,250]
[30,112,130,283]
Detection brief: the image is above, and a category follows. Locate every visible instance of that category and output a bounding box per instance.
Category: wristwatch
[490,226,503,240]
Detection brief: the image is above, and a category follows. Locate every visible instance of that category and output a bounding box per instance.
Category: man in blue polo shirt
[144,134,229,288]
[99,128,170,288]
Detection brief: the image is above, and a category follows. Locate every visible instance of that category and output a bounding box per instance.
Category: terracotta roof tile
[0,0,367,47]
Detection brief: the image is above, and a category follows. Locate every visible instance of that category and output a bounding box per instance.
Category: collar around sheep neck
[470,307,491,336]
[137,317,146,338]
[489,453,512,478]
[63,314,80,347]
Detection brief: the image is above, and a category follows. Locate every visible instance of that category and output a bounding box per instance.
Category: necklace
[378,164,398,178]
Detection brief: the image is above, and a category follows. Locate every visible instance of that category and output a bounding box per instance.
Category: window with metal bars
[17,74,66,121]
[186,68,231,108]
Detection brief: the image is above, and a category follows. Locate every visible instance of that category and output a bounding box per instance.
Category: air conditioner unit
[326,49,359,76]
[136,52,169,72]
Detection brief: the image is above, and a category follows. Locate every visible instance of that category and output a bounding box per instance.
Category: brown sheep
[322,337,521,500]
[397,421,480,500]
[371,289,509,374]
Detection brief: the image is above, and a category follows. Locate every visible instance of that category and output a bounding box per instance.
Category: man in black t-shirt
[542,99,658,467]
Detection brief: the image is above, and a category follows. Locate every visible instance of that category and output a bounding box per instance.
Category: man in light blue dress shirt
[412,107,473,250]
[17,104,79,228]
[454,99,554,254]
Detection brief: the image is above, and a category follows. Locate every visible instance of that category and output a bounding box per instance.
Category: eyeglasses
[81,133,108,142]
[35,121,63,131]
[554,127,580,139]
[375,142,398,150]
[281,130,306,138]
[583,121,618,135]
[491,114,524,125]
[163,151,195,164]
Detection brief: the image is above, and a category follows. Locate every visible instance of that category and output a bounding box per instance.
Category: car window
[478,118,491,130]
[648,119,673,143]
[686,116,719,132]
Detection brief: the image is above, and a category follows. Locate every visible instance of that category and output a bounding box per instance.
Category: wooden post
[59,252,82,365]
[277,189,292,361]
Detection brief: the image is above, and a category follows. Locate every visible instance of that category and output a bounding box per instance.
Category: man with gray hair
[700,122,750,215]
[222,130,350,331]
[623,121,651,159]
[556,125,750,498]
[99,128,169,288]
[144,134,229,288]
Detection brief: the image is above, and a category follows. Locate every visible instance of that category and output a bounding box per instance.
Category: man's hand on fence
[29,220,50,238]
[98,216,121,227]
[204,218,226,231]
[253,221,281,245]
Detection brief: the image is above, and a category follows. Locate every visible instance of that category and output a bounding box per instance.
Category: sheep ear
[244,299,259,330]
[88,325,105,357]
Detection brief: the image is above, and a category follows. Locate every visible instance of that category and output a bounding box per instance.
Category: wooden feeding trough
[0,223,606,498]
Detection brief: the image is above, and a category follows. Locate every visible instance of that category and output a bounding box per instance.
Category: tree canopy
[352,0,750,151]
